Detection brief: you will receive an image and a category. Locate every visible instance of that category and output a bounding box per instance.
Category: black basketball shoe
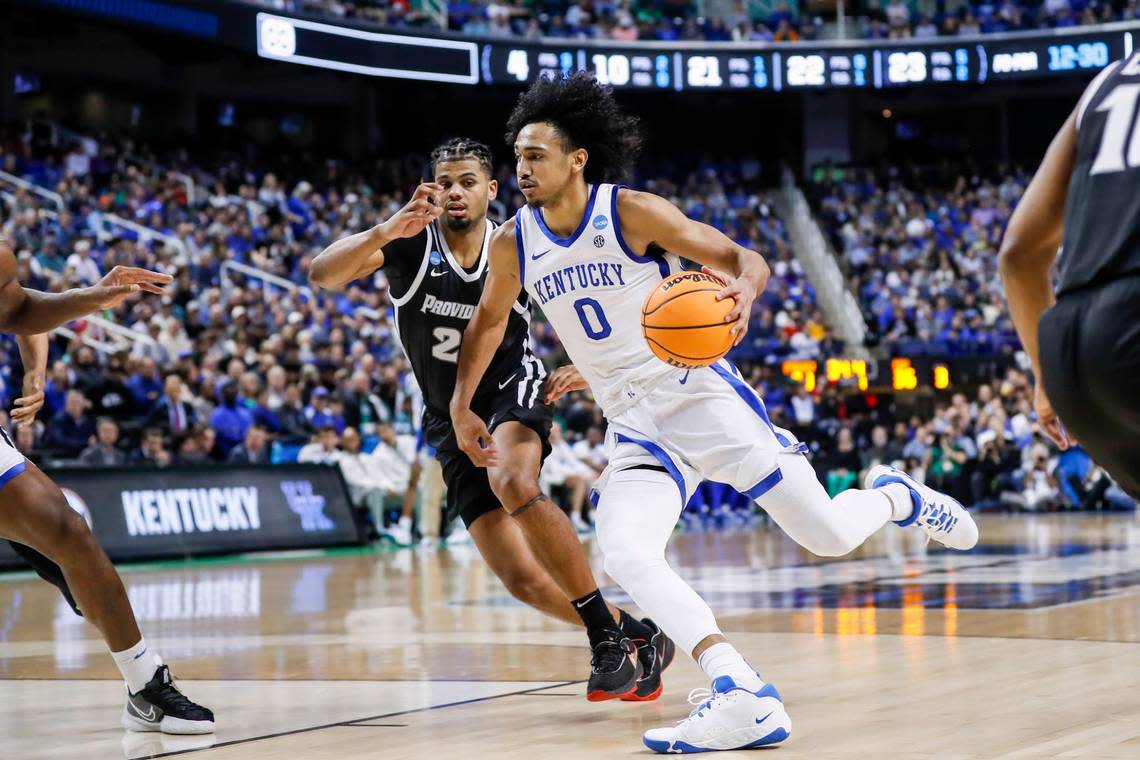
[122,665,215,735]
[586,628,641,702]
[621,617,677,702]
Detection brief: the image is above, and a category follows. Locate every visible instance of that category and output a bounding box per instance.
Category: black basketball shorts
[1039,275,1140,497]
[423,384,554,529]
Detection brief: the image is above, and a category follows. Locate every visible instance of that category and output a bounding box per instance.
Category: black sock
[571,589,616,642]
[618,609,653,645]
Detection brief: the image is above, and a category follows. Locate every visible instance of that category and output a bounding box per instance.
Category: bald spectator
[77,418,127,467]
[145,375,198,434]
[227,423,270,465]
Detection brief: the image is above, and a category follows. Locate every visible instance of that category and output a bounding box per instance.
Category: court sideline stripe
[147,679,585,758]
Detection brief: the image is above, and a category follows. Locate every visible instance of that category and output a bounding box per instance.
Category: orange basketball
[641,272,737,369]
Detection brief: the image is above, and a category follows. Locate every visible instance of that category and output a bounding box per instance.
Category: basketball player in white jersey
[0,242,214,734]
[311,139,675,701]
[451,74,979,753]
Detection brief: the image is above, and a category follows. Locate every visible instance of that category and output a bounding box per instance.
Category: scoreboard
[25,0,1140,92]
[480,26,1134,91]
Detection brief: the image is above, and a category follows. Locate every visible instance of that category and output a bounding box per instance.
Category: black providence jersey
[1059,52,1140,295]
[383,219,544,420]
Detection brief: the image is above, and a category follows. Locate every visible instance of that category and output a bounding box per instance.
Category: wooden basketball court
[1,513,1138,758]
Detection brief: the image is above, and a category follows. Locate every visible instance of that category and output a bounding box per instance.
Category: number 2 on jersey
[573,297,612,340]
[432,327,462,363]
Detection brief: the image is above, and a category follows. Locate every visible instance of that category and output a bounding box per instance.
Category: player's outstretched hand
[544,365,589,405]
[453,406,499,468]
[91,266,173,310]
[701,265,754,346]
[11,372,44,426]
[1034,383,1076,450]
[384,183,444,239]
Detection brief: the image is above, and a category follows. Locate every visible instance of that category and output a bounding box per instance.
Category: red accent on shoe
[620,681,664,702]
[587,684,638,702]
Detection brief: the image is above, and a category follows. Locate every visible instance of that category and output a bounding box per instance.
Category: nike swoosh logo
[756,710,774,724]
[498,373,517,390]
[429,269,448,277]
[130,700,159,722]
[574,593,597,609]
[531,249,551,261]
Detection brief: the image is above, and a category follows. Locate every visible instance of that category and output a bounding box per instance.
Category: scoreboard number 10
[593,54,631,86]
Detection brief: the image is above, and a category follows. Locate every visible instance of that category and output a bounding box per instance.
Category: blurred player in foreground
[0,239,214,734]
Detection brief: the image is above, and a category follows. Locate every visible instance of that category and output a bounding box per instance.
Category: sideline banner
[0,464,361,569]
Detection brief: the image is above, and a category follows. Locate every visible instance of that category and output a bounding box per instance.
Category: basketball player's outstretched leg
[595,469,790,753]
[0,462,214,734]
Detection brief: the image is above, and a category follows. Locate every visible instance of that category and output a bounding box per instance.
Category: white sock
[879,483,917,522]
[697,642,764,692]
[110,637,163,694]
[398,515,412,530]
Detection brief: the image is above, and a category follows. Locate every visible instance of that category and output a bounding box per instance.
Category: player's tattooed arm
[999,108,1079,451]
[616,188,770,346]
[450,220,524,468]
[0,240,170,336]
[310,182,443,289]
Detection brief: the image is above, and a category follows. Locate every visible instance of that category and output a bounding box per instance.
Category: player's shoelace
[917,499,959,537]
[144,666,211,719]
[591,638,633,674]
[679,687,729,723]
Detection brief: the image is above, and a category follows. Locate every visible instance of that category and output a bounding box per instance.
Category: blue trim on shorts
[744,467,784,499]
[611,185,670,279]
[0,461,28,489]
[710,361,793,448]
[534,184,599,248]
[514,209,527,283]
[589,489,600,507]
[614,433,687,504]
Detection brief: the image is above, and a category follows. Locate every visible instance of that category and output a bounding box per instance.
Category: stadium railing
[0,170,66,213]
[776,169,867,350]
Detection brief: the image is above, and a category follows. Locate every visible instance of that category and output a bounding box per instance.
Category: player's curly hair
[431,137,494,177]
[505,72,644,185]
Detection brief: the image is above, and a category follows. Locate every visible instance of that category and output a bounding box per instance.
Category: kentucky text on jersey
[420,294,476,319]
[530,261,627,306]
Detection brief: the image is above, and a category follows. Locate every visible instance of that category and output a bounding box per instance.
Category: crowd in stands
[0,122,1131,548]
[248,0,1139,44]
[811,164,1024,357]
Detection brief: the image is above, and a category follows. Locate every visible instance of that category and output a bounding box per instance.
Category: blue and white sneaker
[865,464,979,550]
[642,676,791,753]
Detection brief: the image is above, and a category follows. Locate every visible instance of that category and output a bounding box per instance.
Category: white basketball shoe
[642,676,791,754]
[865,464,979,550]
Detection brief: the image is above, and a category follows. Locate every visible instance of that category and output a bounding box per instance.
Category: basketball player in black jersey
[1001,52,1140,499]
[310,138,674,701]
[0,241,214,733]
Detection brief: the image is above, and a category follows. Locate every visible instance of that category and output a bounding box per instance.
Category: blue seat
[271,441,305,465]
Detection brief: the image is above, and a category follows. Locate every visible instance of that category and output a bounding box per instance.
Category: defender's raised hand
[384,182,444,239]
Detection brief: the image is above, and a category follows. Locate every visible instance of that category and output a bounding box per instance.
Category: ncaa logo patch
[593,235,605,248]
[591,215,609,230]
[429,250,442,266]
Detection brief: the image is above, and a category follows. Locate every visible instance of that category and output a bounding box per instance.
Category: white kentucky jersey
[515,183,683,416]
